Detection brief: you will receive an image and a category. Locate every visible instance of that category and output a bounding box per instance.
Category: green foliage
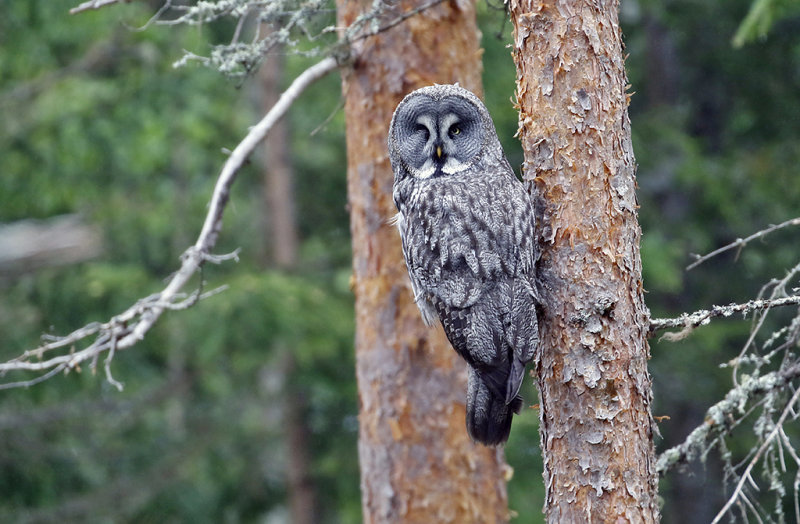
[168,0,338,78]
[734,0,800,47]
[1,0,355,521]
[0,267,358,522]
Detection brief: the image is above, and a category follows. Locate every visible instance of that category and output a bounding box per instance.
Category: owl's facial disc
[411,114,439,179]
[396,95,484,180]
[438,113,470,175]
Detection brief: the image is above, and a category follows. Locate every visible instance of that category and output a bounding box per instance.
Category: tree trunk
[281,353,318,524]
[258,31,314,523]
[509,0,660,521]
[259,39,298,269]
[337,0,511,521]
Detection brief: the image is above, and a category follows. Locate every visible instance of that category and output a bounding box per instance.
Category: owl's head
[388,84,495,180]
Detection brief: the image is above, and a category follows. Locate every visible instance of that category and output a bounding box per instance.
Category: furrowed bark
[509,0,660,521]
[337,0,511,521]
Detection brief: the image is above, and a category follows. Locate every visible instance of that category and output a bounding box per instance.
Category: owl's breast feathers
[398,170,536,305]
[396,168,538,406]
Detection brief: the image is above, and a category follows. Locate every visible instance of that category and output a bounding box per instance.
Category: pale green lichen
[162,0,338,79]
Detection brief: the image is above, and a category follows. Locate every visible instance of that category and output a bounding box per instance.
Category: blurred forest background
[1,0,799,522]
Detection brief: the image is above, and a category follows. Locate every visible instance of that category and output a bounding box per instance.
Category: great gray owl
[388,84,539,445]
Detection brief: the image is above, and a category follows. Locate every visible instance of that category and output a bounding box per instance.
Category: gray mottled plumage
[388,84,539,445]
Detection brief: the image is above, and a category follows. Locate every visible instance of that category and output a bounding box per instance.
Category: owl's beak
[436,145,443,159]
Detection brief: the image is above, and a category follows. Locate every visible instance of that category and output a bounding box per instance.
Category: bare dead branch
[6,0,450,389]
[687,217,800,270]
[729,261,800,388]
[656,362,800,475]
[710,385,800,523]
[0,364,70,390]
[70,0,128,15]
[190,55,337,262]
[657,219,800,518]
[649,294,800,338]
[0,56,338,390]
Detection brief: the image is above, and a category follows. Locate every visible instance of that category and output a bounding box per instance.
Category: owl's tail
[465,367,523,446]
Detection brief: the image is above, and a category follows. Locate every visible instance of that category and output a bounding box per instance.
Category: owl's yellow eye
[450,126,461,136]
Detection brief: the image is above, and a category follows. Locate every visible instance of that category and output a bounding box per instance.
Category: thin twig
[130,0,173,32]
[10,0,440,388]
[649,294,800,337]
[779,427,800,523]
[69,0,125,15]
[656,363,800,475]
[105,332,123,391]
[711,386,800,523]
[687,217,800,271]
[116,56,337,352]
[0,364,69,390]
[159,285,230,311]
[731,261,800,387]
[231,6,250,45]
